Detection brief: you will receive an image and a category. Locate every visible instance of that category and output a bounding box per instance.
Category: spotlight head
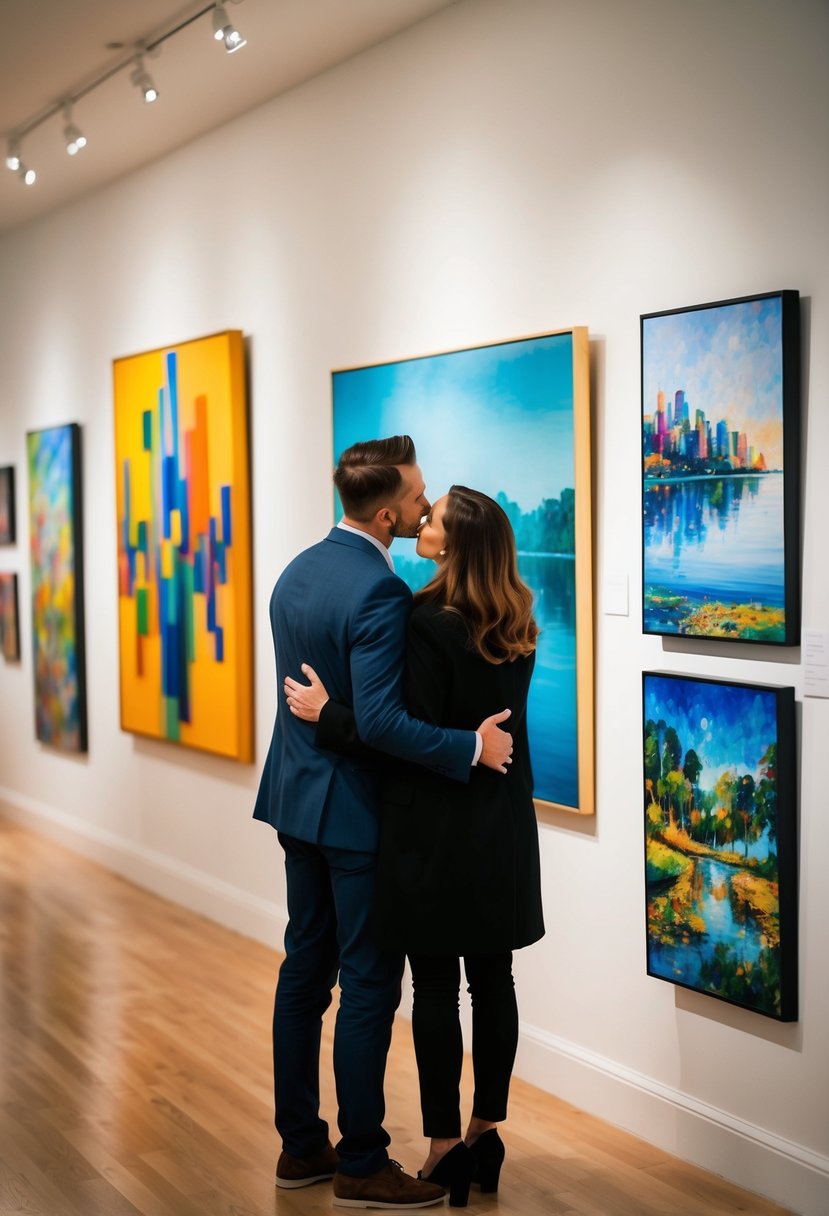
[213,2,246,52]
[224,27,246,52]
[131,57,159,103]
[64,122,87,155]
[19,164,36,186]
[5,139,20,171]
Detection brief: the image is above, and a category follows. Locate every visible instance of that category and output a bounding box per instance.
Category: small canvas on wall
[27,424,87,751]
[333,329,594,814]
[113,331,253,762]
[641,291,800,644]
[0,572,20,661]
[0,465,15,544]
[643,671,797,1021]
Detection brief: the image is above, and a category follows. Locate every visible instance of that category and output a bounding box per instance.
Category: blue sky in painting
[644,675,778,787]
[333,334,574,512]
[642,297,784,466]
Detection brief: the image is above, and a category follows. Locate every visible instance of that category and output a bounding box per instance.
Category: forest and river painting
[643,673,797,1020]
[641,293,798,644]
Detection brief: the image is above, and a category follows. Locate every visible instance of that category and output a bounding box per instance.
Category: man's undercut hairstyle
[334,435,417,521]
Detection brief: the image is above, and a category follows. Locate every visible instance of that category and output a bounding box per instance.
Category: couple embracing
[253,435,544,1208]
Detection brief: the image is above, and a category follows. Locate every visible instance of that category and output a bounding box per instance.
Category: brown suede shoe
[276,1139,339,1189]
[333,1159,445,1208]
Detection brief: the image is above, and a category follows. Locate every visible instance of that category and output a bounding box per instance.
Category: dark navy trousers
[273,833,404,1177]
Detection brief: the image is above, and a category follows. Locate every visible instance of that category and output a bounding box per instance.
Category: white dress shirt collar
[337,520,395,572]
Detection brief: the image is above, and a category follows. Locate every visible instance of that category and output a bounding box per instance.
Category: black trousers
[408,951,518,1138]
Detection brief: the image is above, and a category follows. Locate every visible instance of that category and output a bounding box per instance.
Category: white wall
[1,0,827,1211]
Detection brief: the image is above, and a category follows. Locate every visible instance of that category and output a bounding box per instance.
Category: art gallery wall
[0,0,827,1211]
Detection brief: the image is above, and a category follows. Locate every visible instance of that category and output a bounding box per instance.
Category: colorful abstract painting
[113,331,252,762]
[642,292,800,644]
[643,672,797,1021]
[27,424,87,751]
[333,329,594,814]
[0,466,15,544]
[0,572,20,661]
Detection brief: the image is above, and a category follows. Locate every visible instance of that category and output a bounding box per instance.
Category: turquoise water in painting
[644,474,785,605]
[332,332,581,808]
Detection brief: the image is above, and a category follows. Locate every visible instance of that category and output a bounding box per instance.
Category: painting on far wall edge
[0,572,21,661]
[331,326,594,816]
[641,290,800,646]
[0,465,15,545]
[27,422,88,753]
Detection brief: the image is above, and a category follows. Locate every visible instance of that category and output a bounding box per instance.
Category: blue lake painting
[333,332,587,809]
[641,295,795,642]
[643,672,796,1020]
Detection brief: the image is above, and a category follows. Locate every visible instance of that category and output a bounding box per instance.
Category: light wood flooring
[0,816,794,1216]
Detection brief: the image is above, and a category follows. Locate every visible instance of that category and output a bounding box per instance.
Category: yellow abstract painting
[113,331,252,762]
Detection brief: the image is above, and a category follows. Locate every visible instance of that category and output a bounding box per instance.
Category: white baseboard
[515,1023,829,1216]
[3,787,827,1216]
[0,787,288,950]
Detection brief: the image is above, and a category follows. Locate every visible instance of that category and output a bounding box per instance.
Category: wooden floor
[0,817,793,1216]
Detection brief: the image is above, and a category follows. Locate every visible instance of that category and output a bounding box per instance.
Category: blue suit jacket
[253,527,476,852]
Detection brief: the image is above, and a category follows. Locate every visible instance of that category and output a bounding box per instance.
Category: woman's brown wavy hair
[414,485,538,664]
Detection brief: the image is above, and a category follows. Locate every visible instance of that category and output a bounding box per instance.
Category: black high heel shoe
[420,1142,472,1207]
[467,1128,505,1193]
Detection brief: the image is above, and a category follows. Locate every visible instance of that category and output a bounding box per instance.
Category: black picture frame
[643,671,797,1021]
[0,572,20,661]
[0,465,15,545]
[641,290,800,645]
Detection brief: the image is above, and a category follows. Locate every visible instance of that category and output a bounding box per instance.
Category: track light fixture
[2,1,250,193]
[131,55,160,103]
[212,3,246,53]
[63,103,87,156]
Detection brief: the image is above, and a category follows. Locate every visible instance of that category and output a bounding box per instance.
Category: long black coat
[317,600,545,957]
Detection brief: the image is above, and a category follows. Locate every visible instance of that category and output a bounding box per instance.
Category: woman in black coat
[285,486,544,1206]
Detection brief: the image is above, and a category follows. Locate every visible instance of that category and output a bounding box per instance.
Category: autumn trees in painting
[643,673,797,1021]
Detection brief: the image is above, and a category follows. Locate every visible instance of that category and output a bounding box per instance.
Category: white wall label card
[804,630,829,698]
[604,573,629,617]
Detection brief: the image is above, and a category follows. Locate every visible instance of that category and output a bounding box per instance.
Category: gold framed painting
[113,331,253,762]
[332,328,594,814]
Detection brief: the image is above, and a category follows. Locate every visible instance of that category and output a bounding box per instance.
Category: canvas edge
[227,329,255,764]
[69,423,89,753]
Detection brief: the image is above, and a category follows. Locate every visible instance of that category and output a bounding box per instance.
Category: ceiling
[0,0,457,234]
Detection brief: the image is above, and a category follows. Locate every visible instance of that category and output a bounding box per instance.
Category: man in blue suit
[253,435,512,1209]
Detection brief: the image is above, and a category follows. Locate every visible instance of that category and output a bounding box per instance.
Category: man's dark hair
[334,435,417,521]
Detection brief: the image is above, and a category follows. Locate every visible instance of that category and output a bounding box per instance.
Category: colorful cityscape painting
[333,329,594,813]
[0,572,20,661]
[0,465,15,544]
[643,672,797,1021]
[27,424,87,752]
[113,331,253,762]
[641,292,799,644]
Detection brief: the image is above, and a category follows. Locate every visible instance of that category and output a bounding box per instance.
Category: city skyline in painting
[641,291,799,644]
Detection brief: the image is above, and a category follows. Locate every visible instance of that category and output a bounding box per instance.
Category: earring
[439,549,446,556]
